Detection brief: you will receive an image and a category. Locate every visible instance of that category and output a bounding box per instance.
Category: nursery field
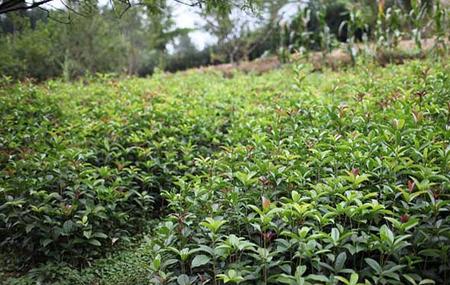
[1,58,449,284]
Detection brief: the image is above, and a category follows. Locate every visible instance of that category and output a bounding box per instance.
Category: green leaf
[295,265,307,276]
[93,232,108,239]
[403,219,419,231]
[335,276,350,284]
[191,255,210,268]
[349,273,359,285]
[418,280,435,285]
[402,274,417,285]
[380,225,394,244]
[41,238,52,247]
[331,228,340,243]
[177,274,190,285]
[335,252,347,271]
[83,230,92,239]
[62,220,75,234]
[291,191,300,202]
[365,258,382,273]
[276,274,296,284]
[393,118,405,129]
[25,224,34,233]
[306,274,329,282]
[200,218,226,233]
[88,239,101,246]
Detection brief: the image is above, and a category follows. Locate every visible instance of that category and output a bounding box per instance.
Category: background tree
[0,0,257,15]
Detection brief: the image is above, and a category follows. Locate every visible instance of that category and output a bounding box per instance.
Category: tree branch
[0,0,54,14]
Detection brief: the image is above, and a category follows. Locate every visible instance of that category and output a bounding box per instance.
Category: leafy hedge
[141,60,449,284]
[1,58,450,284]
[0,73,228,267]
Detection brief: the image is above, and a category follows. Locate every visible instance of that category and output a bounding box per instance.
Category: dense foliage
[0,71,228,267]
[1,57,449,284]
[143,59,450,285]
